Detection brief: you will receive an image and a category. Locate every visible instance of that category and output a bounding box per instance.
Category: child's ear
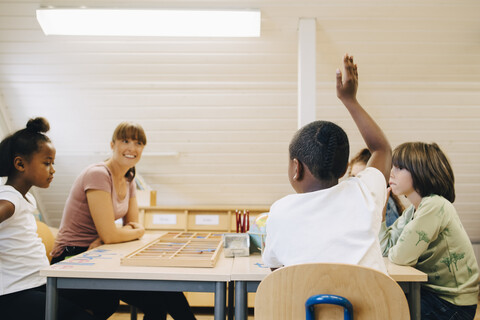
[293,158,304,181]
[13,157,25,172]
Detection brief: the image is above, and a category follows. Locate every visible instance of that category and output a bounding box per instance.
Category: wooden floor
[108,306,254,320]
[107,303,479,320]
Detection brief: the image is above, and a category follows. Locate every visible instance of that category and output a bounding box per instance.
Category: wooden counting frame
[121,232,224,268]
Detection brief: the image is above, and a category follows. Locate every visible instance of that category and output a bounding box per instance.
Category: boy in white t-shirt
[263,55,392,273]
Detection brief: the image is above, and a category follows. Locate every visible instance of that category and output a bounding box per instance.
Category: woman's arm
[336,54,392,182]
[123,197,140,224]
[86,190,144,244]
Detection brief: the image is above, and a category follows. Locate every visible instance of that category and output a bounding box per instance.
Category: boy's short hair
[392,142,455,202]
[289,120,349,180]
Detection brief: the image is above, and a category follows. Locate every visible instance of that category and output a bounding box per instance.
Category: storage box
[144,210,187,230]
[223,233,250,257]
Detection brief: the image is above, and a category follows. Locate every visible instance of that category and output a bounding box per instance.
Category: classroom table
[40,234,232,320]
[230,255,427,320]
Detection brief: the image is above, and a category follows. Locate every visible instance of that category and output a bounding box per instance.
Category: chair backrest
[255,263,410,320]
[36,220,55,263]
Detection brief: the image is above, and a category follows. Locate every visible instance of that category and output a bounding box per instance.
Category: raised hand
[336,54,358,103]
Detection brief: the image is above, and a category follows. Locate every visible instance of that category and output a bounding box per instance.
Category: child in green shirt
[379,142,478,320]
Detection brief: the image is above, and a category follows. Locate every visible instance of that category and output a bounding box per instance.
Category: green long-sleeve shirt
[379,195,479,306]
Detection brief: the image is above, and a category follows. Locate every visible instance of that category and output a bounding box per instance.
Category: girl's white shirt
[0,185,48,295]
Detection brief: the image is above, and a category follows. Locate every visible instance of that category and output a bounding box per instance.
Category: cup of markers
[235,209,250,233]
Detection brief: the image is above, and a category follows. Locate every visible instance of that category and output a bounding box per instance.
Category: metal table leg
[45,277,58,320]
[234,281,248,320]
[409,282,421,320]
[228,281,234,320]
[214,281,227,320]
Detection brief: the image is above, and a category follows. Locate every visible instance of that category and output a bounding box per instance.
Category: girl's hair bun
[26,117,50,133]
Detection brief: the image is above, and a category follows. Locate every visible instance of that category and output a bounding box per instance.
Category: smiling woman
[50,121,197,320]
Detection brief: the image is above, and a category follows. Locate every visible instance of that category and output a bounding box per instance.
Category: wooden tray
[121,232,224,268]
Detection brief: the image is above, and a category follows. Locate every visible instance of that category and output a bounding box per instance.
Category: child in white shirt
[0,117,94,320]
[263,55,392,274]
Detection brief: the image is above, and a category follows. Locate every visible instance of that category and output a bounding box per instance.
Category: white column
[297,18,316,129]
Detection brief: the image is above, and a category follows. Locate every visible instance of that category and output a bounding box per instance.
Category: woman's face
[111,138,145,167]
[389,166,415,197]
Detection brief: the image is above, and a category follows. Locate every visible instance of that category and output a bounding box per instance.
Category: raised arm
[86,190,145,244]
[336,54,392,181]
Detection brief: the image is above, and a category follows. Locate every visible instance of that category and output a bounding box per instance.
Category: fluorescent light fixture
[36,8,261,37]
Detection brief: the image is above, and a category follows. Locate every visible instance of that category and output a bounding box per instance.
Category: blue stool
[305,294,353,320]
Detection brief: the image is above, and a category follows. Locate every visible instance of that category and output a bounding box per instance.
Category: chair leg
[130,305,138,320]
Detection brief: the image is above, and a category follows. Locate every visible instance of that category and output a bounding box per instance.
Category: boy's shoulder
[415,195,457,222]
[355,167,385,183]
[346,167,387,196]
[420,195,453,208]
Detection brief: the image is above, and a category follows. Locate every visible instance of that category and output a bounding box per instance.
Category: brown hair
[112,122,147,182]
[112,122,147,145]
[347,148,371,175]
[392,142,455,203]
[349,147,405,213]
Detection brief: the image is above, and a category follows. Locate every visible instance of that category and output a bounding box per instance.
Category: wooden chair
[255,263,410,320]
[36,220,56,262]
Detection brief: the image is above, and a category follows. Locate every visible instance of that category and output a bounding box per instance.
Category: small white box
[223,233,250,257]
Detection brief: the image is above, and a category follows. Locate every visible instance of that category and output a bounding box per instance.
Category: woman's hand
[124,221,145,239]
[88,237,104,250]
[126,222,143,230]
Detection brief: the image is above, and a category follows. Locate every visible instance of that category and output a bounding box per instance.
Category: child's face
[111,137,145,167]
[24,142,56,189]
[389,166,415,197]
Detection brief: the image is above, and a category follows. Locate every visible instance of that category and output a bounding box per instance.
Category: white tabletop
[40,233,233,282]
[230,254,427,282]
[41,234,427,284]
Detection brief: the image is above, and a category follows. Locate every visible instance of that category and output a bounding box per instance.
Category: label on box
[152,214,177,225]
[195,214,219,225]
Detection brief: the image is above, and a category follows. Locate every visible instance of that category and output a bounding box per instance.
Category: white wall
[0,1,479,240]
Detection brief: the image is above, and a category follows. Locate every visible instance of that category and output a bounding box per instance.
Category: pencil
[236,210,240,233]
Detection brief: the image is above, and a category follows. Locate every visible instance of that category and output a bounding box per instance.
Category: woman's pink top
[51,163,136,258]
